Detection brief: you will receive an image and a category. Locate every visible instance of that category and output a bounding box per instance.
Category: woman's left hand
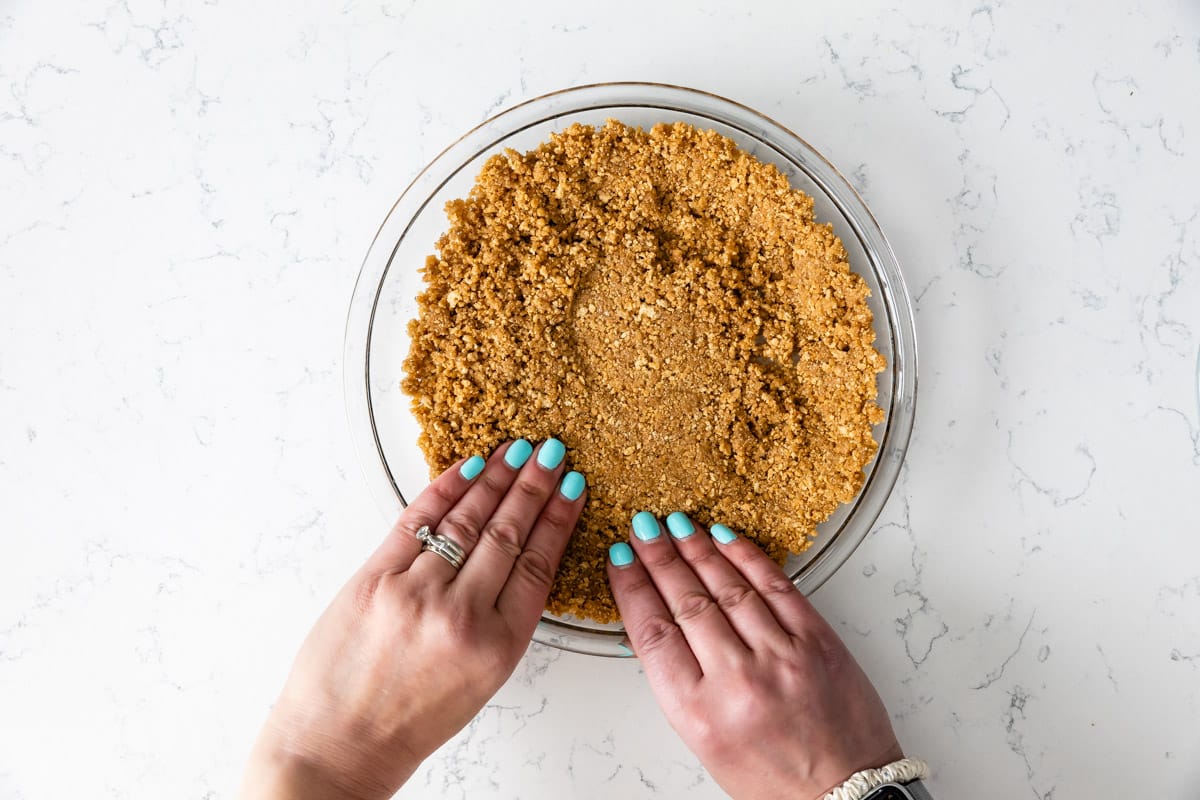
[240,438,586,800]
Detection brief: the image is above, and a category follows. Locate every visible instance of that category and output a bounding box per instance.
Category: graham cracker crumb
[403,120,885,623]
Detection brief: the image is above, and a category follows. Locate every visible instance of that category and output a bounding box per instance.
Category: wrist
[240,746,358,800]
[820,757,930,800]
[240,722,416,800]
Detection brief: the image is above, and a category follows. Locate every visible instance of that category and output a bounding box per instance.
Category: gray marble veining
[2,1,1199,798]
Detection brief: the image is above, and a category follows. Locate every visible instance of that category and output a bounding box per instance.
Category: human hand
[607,513,901,800]
[240,438,586,800]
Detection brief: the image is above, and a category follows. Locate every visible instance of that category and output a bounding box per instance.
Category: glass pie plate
[344,82,918,657]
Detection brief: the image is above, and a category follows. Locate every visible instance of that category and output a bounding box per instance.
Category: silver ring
[415,525,466,571]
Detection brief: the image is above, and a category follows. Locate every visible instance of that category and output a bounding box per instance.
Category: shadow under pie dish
[344,82,917,657]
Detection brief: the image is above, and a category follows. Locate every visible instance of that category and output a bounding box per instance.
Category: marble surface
[3,1,1199,797]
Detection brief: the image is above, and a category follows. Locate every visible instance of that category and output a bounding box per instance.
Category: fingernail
[459,455,485,480]
[559,470,586,501]
[609,541,635,567]
[504,438,533,469]
[632,511,661,541]
[711,523,737,544]
[537,437,566,469]
[617,642,635,657]
[666,512,695,539]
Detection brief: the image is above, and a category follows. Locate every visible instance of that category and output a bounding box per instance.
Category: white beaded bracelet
[821,758,930,800]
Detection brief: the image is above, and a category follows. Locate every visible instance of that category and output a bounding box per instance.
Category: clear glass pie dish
[344,82,918,657]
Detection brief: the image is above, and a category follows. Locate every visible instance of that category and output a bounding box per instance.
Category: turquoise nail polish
[609,541,634,567]
[504,438,533,469]
[666,512,695,539]
[538,437,566,469]
[559,470,586,501]
[459,455,485,480]
[711,523,737,544]
[617,642,635,657]
[632,511,661,542]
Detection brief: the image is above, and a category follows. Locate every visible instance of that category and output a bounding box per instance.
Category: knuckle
[381,585,423,628]
[449,616,482,647]
[733,657,767,689]
[426,481,458,506]
[510,478,547,504]
[714,582,757,613]
[423,597,456,634]
[512,548,556,589]
[730,692,772,728]
[672,590,717,624]
[474,646,512,683]
[641,545,680,570]
[480,518,526,559]
[396,516,431,539]
[683,545,721,567]
[621,572,656,596]
[817,636,850,674]
[760,575,799,598]
[433,598,479,641]
[480,470,508,495]
[685,713,719,754]
[784,633,827,668]
[635,614,683,655]
[538,507,576,531]
[351,572,383,615]
[437,516,480,549]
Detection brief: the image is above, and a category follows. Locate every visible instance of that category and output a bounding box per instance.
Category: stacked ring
[415,525,466,571]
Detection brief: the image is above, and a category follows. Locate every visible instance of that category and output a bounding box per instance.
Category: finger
[366,452,489,573]
[495,470,587,637]
[457,438,568,600]
[607,541,702,691]
[408,438,532,582]
[628,512,747,668]
[709,523,835,640]
[663,512,791,652]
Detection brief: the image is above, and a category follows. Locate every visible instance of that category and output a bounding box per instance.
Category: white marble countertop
[3,1,1199,798]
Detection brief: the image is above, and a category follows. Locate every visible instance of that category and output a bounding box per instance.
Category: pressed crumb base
[403,120,885,623]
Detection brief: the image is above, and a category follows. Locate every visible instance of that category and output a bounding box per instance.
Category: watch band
[864,780,933,800]
[904,779,933,800]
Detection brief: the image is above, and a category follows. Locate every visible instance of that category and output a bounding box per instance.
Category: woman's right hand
[606,512,902,800]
